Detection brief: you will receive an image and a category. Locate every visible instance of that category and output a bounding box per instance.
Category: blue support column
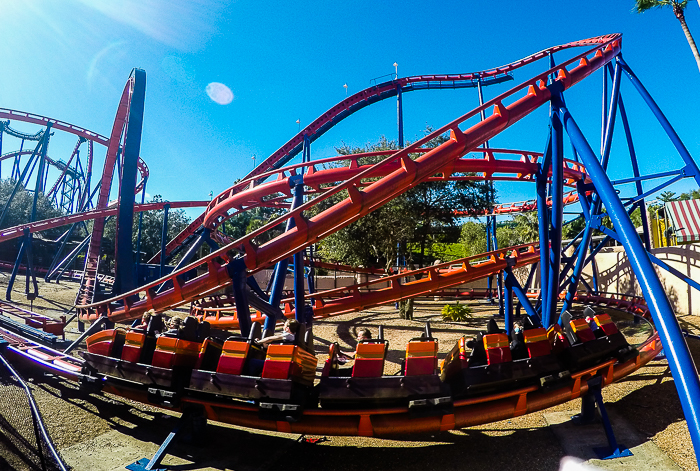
[306,244,316,305]
[264,176,304,334]
[504,267,513,335]
[561,182,595,314]
[112,69,146,296]
[397,86,404,148]
[538,129,552,327]
[618,57,700,186]
[226,258,252,338]
[492,215,503,315]
[486,219,493,299]
[558,102,700,457]
[617,92,652,250]
[302,134,311,163]
[291,181,306,322]
[505,267,539,322]
[546,108,563,326]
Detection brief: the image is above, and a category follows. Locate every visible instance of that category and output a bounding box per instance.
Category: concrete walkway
[544,410,682,470]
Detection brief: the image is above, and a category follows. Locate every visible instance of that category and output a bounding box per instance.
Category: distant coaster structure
[0,34,699,459]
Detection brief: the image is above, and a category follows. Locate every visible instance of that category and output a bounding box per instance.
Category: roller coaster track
[0,148,149,196]
[0,200,208,244]
[191,243,541,329]
[0,109,149,192]
[0,291,662,437]
[150,34,618,265]
[0,103,152,305]
[76,35,621,324]
[5,32,698,444]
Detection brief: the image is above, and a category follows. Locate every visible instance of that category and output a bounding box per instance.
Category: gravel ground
[0,274,698,470]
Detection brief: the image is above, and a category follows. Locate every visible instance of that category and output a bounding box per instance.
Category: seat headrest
[523,316,537,329]
[180,316,198,341]
[248,322,262,342]
[197,321,211,342]
[487,319,501,334]
[147,315,164,335]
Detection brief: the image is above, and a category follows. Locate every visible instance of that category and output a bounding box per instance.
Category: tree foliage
[102,195,192,267]
[0,179,64,233]
[634,0,700,73]
[316,130,491,271]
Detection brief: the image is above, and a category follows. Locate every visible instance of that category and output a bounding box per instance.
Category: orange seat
[216,339,250,375]
[594,314,619,336]
[121,331,146,363]
[85,329,126,358]
[523,328,551,358]
[322,343,339,377]
[547,324,570,354]
[151,336,201,369]
[262,344,317,383]
[570,318,596,343]
[404,339,438,376]
[352,342,387,377]
[483,333,511,365]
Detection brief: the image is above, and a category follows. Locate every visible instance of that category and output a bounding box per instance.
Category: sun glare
[206,82,234,105]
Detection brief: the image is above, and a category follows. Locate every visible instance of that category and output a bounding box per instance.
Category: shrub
[441,302,472,322]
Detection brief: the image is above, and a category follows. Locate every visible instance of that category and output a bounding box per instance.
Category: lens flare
[206,82,233,105]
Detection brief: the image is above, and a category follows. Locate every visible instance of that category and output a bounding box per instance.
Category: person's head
[513,323,522,335]
[142,310,154,324]
[169,317,182,329]
[357,328,372,342]
[284,319,300,335]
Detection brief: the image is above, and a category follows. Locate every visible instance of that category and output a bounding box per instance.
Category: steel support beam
[558,101,700,457]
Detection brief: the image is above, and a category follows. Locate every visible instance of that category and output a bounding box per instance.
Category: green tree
[317,131,490,271]
[0,179,67,265]
[635,0,700,73]
[101,195,192,270]
[0,179,64,232]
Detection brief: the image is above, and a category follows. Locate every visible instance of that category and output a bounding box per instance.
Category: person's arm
[338,350,356,361]
[257,333,284,346]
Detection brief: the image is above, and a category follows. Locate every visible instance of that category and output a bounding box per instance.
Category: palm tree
[635,0,700,73]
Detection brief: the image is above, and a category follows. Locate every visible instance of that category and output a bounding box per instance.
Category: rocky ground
[0,274,698,471]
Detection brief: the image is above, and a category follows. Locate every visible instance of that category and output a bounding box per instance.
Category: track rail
[151,35,618,264]
[0,111,150,192]
[0,200,208,243]
[192,243,540,328]
[0,291,660,437]
[77,35,621,323]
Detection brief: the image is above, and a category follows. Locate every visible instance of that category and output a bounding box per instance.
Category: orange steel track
[0,200,209,244]
[190,243,541,329]
[150,34,620,265]
[0,292,660,437]
[77,34,621,324]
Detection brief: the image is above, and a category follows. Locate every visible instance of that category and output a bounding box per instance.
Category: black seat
[147,315,164,335]
[248,322,262,343]
[523,316,537,330]
[180,316,198,342]
[560,310,577,345]
[487,319,501,334]
[468,332,487,366]
[197,321,211,342]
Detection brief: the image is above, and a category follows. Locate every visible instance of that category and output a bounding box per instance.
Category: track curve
[77,35,622,323]
[152,34,619,265]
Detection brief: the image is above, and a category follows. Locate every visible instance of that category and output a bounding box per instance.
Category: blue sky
[1,0,699,220]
